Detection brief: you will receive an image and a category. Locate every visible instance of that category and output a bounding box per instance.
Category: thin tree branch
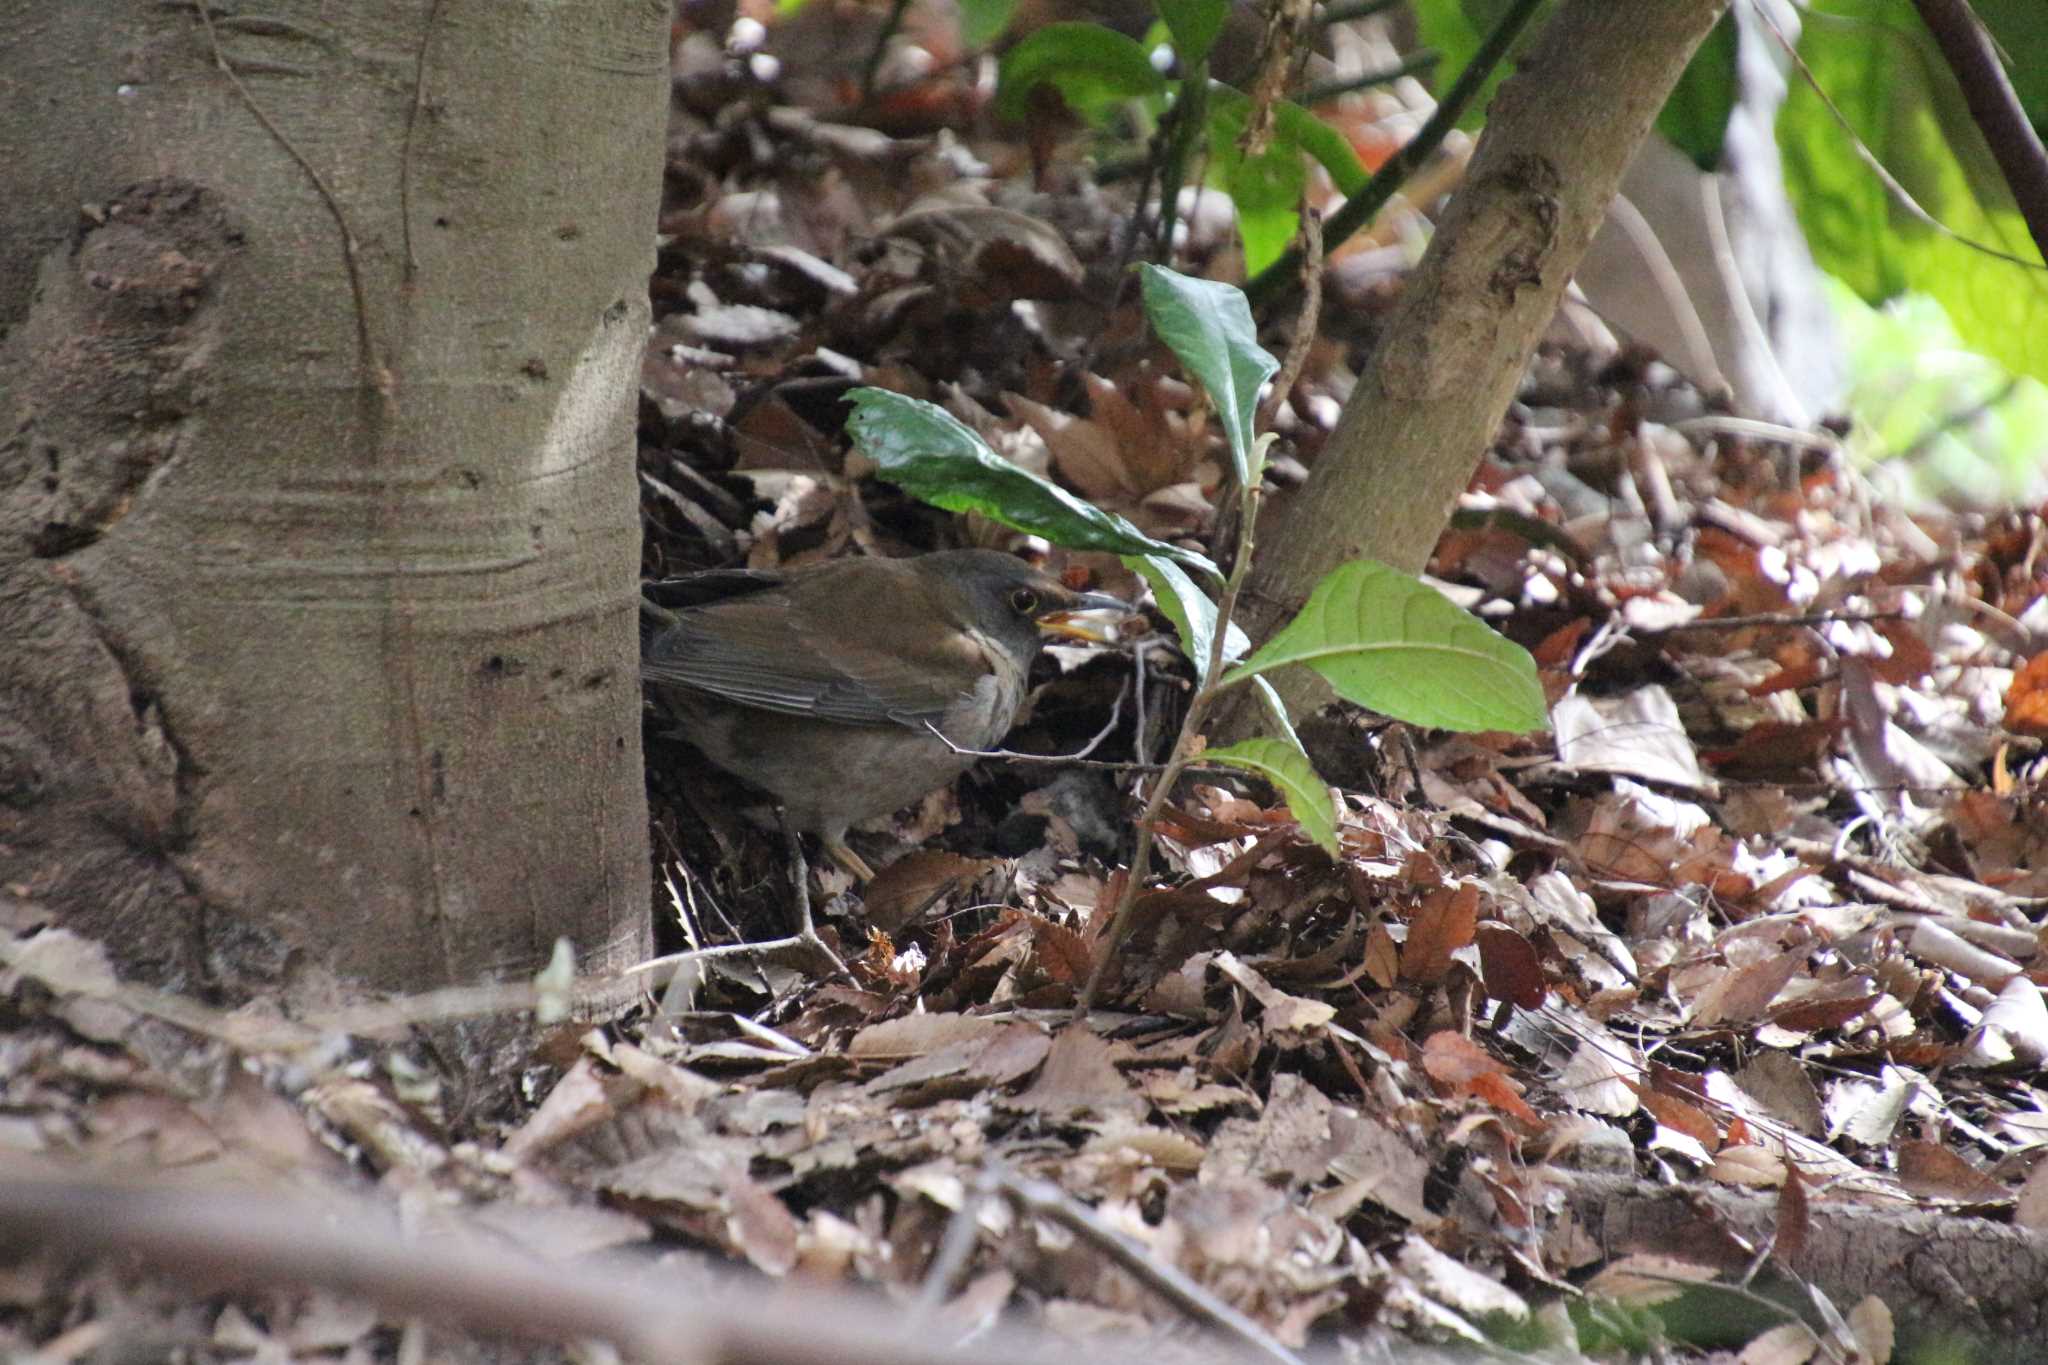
[1910,0,2048,263]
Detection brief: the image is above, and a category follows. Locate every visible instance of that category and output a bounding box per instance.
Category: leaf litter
[8,5,2048,1363]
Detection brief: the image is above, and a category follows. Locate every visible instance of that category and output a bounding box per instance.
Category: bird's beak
[1038,591,1131,644]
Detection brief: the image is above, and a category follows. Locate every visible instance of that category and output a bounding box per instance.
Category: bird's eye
[1009,587,1039,614]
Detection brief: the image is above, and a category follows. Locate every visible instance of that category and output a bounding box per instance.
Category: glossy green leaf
[1137,265,1278,487]
[1126,553,1246,680]
[959,0,1023,48]
[1204,737,1339,856]
[995,23,1165,124]
[1154,0,1229,65]
[845,388,1218,575]
[1220,560,1549,733]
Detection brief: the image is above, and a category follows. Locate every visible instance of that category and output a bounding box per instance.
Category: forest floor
[6,6,2047,1364]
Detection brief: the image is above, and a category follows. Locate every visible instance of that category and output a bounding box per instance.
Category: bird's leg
[779,812,852,980]
[822,836,877,883]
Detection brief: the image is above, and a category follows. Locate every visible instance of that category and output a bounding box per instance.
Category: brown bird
[642,550,1127,881]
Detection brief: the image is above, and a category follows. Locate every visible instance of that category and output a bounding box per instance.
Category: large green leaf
[1203,737,1339,856]
[995,23,1165,124]
[1126,553,1248,684]
[845,388,1218,576]
[1137,265,1278,487]
[1780,0,2048,382]
[1220,560,1549,733]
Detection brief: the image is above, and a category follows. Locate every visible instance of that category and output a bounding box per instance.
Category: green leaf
[959,0,1023,48]
[1220,560,1549,733]
[1203,737,1339,856]
[1408,0,1553,131]
[1779,0,2048,383]
[1137,265,1278,487]
[1200,86,1367,276]
[1272,99,1370,196]
[1250,675,1303,750]
[1126,553,1247,682]
[1657,13,1735,169]
[995,23,1166,124]
[1154,0,1229,66]
[845,388,1219,576]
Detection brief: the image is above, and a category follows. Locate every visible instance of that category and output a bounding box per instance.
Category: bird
[641,550,1128,882]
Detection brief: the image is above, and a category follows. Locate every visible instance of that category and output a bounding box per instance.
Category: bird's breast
[937,630,1028,749]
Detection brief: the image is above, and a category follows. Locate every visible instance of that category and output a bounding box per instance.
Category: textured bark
[1557,1171,2048,1359]
[1221,0,1728,736]
[0,1,665,993]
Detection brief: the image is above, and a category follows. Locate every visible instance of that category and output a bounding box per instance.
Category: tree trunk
[1223,0,1728,735]
[0,0,665,995]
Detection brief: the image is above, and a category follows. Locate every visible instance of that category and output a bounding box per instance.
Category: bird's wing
[641,593,988,729]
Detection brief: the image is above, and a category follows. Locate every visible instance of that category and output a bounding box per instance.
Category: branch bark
[1219,0,1728,736]
[1910,0,2048,262]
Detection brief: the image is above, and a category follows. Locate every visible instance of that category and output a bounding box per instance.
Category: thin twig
[1909,0,2048,261]
[1755,0,2047,273]
[1078,211,1328,1013]
[1244,0,1547,312]
[922,677,1129,764]
[996,1171,1307,1365]
[860,0,913,102]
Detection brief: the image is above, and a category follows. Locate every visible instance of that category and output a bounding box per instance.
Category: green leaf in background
[1126,553,1248,682]
[1202,87,1369,276]
[1137,265,1279,487]
[1408,0,1552,131]
[1824,277,2048,507]
[845,388,1218,577]
[1220,559,1550,733]
[995,23,1166,125]
[1154,0,1229,67]
[1780,0,2048,383]
[1657,13,1736,170]
[959,0,1023,49]
[1272,99,1370,197]
[1203,737,1339,856]
[1211,127,1307,277]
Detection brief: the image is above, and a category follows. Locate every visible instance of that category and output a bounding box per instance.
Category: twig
[1244,0,1547,312]
[922,677,1129,764]
[995,1171,1307,1365]
[1754,0,2047,273]
[1079,215,1327,1013]
[1909,0,2048,261]
[0,1176,1158,1365]
[1296,50,1440,107]
[860,0,913,102]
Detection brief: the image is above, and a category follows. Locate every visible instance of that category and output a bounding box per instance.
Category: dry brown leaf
[1007,1025,1144,1122]
[1476,923,1547,1008]
[1897,1139,2006,1203]
[861,850,989,933]
[1401,883,1480,984]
